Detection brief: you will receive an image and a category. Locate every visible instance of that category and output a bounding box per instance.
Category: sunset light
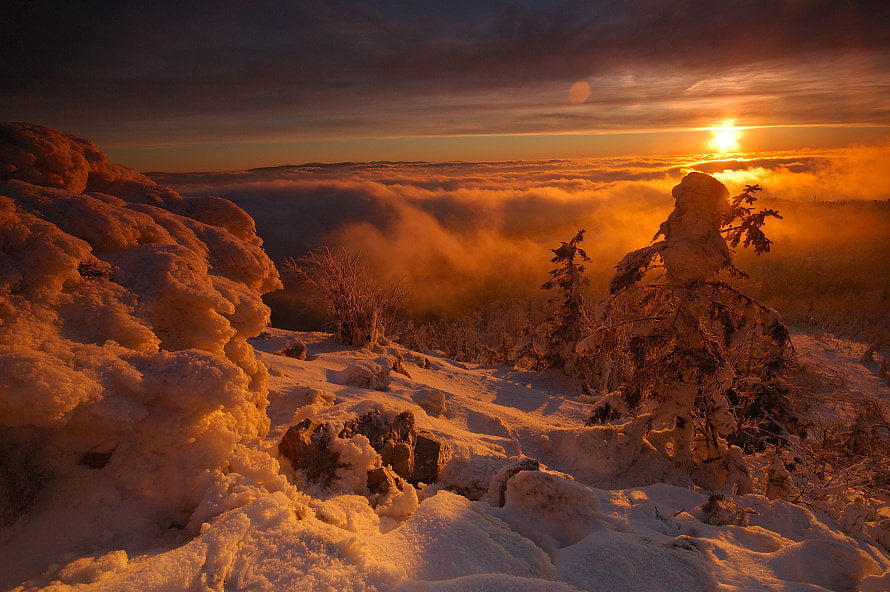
[2,2,890,590]
[709,121,742,154]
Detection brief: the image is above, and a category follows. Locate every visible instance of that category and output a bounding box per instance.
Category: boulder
[280,409,450,488]
[278,419,343,486]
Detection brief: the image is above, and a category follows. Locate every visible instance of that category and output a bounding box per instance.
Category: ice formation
[657,171,732,285]
[0,123,286,580]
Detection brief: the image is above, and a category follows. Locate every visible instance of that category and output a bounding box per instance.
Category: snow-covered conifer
[540,229,591,376]
[579,173,791,493]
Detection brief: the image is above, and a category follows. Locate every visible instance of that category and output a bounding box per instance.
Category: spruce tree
[579,173,792,493]
[541,229,591,375]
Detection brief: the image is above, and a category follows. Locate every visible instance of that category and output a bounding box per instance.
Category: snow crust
[9,327,884,592]
[1,125,887,591]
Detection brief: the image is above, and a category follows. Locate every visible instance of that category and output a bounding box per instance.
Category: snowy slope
[2,124,888,591]
[6,329,886,591]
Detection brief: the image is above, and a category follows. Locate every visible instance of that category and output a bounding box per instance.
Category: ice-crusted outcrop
[0,123,284,546]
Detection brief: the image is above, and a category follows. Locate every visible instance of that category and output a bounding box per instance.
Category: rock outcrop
[279,409,451,490]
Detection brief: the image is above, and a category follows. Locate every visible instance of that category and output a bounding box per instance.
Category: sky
[3,0,890,171]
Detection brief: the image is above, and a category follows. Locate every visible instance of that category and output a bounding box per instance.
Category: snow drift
[0,123,286,583]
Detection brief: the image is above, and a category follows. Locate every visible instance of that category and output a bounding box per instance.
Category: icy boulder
[0,123,283,551]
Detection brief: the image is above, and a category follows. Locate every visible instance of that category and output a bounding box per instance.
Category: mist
[152,145,890,341]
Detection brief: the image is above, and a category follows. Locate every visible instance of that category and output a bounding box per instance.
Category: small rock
[700,494,751,526]
[413,432,451,485]
[384,442,414,480]
[274,337,307,360]
[278,419,343,486]
[367,466,401,496]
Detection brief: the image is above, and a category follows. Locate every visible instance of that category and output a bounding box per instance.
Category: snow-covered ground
[1,123,888,591]
[3,328,887,591]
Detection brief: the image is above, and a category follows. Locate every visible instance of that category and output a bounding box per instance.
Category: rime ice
[658,172,732,285]
[0,123,286,582]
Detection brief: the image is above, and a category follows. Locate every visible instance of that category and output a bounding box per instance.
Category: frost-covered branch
[285,247,408,347]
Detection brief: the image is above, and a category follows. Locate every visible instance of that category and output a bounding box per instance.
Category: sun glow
[709,121,742,154]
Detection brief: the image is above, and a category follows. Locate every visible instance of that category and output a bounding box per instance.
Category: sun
[709,121,742,154]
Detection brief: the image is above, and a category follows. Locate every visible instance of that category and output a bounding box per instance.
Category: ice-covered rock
[0,123,284,562]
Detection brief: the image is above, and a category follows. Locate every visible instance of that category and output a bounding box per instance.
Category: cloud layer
[152,146,890,327]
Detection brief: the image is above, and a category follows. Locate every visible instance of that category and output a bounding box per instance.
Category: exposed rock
[412,388,447,417]
[374,347,413,378]
[700,494,752,526]
[340,409,440,484]
[390,356,412,378]
[413,432,451,485]
[367,466,396,495]
[404,352,438,370]
[366,464,419,519]
[278,419,343,486]
[341,409,415,451]
[280,409,450,488]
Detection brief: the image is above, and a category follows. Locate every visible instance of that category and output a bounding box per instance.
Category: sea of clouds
[151,145,890,328]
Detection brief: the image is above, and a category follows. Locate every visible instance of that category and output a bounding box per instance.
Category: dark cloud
[2,1,889,157]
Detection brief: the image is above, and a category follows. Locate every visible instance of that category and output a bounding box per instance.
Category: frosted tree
[286,247,408,348]
[578,173,791,492]
[540,229,591,375]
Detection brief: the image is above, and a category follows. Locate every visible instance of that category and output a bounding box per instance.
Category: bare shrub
[400,301,540,366]
[285,247,407,348]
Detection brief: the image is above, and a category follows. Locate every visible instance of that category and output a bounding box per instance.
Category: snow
[658,171,733,285]
[2,124,888,591]
[7,327,886,591]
